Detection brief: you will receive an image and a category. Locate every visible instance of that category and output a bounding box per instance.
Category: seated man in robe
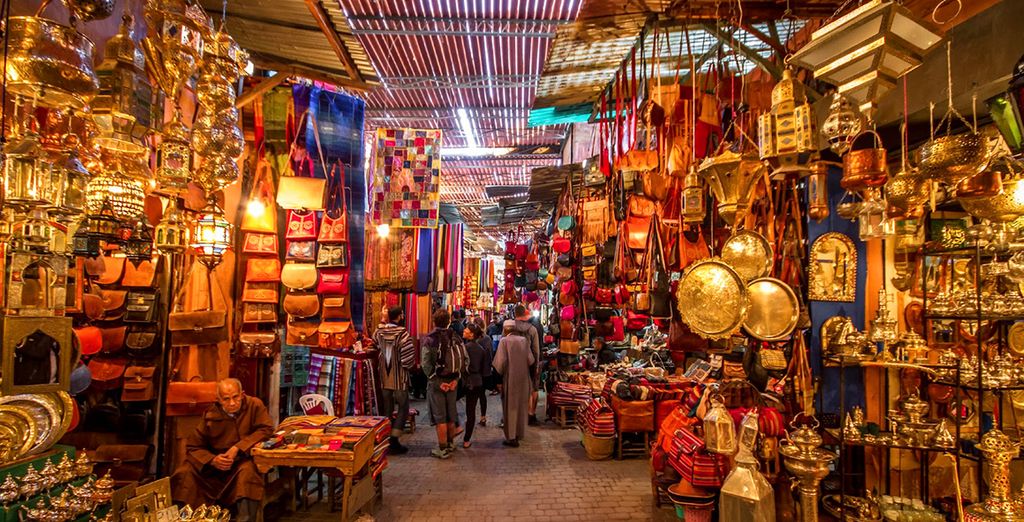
[171,378,274,521]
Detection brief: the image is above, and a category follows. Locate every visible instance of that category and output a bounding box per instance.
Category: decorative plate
[1009,322,1024,358]
[743,278,799,341]
[0,394,59,455]
[0,405,37,462]
[675,258,748,340]
[721,230,773,282]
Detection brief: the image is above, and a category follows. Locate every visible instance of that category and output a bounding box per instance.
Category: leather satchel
[122,366,156,401]
[611,395,654,432]
[317,269,349,295]
[74,326,103,356]
[642,169,671,202]
[242,232,278,255]
[242,282,278,304]
[238,332,280,358]
[99,290,128,321]
[88,358,127,390]
[281,262,318,290]
[165,381,218,416]
[285,210,319,240]
[318,321,357,349]
[319,161,349,243]
[286,240,316,262]
[283,293,320,318]
[242,302,277,324]
[122,260,157,288]
[125,328,159,356]
[322,297,350,319]
[276,110,328,210]
[83,288,104,321]
[96,255,125,286]
[246,258,281,283]
[168,265,228,347]
[241,159,277,233]
[124,291,158,323]
[316,244,349,268]
[286,320,320,347]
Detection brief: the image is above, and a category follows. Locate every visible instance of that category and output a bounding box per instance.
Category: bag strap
[290,110,328,179]
[171,263,226,313]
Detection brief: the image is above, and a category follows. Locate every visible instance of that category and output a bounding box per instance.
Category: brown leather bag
[286,320,320,346]
[318,321,357,349]
[122,260,157,288]
[98,290,127,321]
[642,169,671,201]
[322,296,350,320]
[88,358,127,390]
[242,282,278,304]
[281,262,318,290]
[246,258,281,283]
[283,293,320,318]
[168,264,228,346]
[100,326,127,353]
[242,232,278,255]
[84,256,106,278]
[610,396,654,432]
[628,195,658,217]
[237,332,280,358]
[97,255,125,286]
[122,366,156,401]
[74,326,103,356]
[165,380,218,416]
[242,302,277,324]
[82,288,104,321]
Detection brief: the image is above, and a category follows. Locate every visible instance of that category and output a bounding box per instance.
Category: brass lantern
[702,393,737,455]
[789,0,943,116]
[758,68,816,176]
[3,128,57,209]
[86,170,145,219]
[821,94,864,155]
[122,214,153,265]
[156,120,192,191]
[192,200,232,266]
[12,209,55,253]
[142,0,210,114]
[698,147,767,227]
[51,135,92,221]
[720,446,775,522]
[155,202,188,254]
[682,166,705,224]
[91,15,155,155]
[807,161,832,223]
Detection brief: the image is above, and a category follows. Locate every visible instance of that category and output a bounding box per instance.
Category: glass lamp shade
[3,130,57,209]
[987,54,1024,153]
[155,203,188,254]
[703,397,737,455]
[122,214,153,264]
[86,170,145,219]
[821,94,864,155]
[192,202,232,262]
[156,120,192,191]
[720,451,776,522]
[91,15,155,155]
[789,0,942,110]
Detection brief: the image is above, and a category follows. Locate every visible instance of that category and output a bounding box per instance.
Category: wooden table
[252,431,379,521]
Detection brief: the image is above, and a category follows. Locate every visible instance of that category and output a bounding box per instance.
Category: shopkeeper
[171,378,275,521]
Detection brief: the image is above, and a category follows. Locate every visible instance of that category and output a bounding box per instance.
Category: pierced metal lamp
[191,200,232,267]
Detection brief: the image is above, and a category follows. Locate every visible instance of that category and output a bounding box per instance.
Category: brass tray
[1010,322,1024,358]
[0,404,37,462]
[721,230,773,282]
[675,258,748,340]
[0,394,59,454]
[743,277,799,341]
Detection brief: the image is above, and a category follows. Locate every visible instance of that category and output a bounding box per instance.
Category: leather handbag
[124,291,158,323]
[632,291,651,312]
[165,380,218,416]
[285,210,319,240]
[552,236,571,254]
[242,232,278,255]
[242,282,278,304]
[608,316,626,342]
[625,215,652,251]
[121,366,156,402]
[237,332,280,358]
[611,395,654,432]
[246,258,281,283]
[88,358,127,390]
[286,320,320,347]
[281,262,318,290]
[84,256,106,278]
[99,290,127,321]
[625,310,649,330]
[322,296,350,320]
[125,328,159,356]
[642,169,671,201]
[242,302,277,324]
[277,110,327,210]
[97,255,125,286]
[674,428,730,488]
[628,196,658,217]
[317,244,349,268]
[122,260,157,288]
[168,265,228,347]
[317,269,349,295]
[559,339,581,355]
[286,240,316,261]
[83,287,104,321]
[318,161,349,244]
[560,306,576,321]
[595,288,614,305]
[74,326,103,356]
[319,321,357,349]
[241,159,277,232]
[283,293,320,318]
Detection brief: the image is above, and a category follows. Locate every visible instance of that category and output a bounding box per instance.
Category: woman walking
[461,323,491,447]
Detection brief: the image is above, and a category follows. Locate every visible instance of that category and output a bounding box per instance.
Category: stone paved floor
[276,393,677,522]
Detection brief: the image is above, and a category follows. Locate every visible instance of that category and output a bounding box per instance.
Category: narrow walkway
[278,393,676,521]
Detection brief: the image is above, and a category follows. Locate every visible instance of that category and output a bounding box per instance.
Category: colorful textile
[372,128,443,229]
[576,397,616,438]
[549,382,593,407]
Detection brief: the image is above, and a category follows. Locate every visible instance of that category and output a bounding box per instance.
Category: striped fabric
[374,324,415,391]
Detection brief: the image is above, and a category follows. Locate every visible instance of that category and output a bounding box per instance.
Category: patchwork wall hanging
[372,128,443,229]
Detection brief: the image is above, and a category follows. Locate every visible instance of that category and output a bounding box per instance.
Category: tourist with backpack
[373,307,416,455]
[493,320,536,447]
[421,309,468,459]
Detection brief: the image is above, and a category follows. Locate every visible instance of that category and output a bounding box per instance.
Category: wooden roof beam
[235,72,286,108]
[248,52,372,92]
[304,0,364,83]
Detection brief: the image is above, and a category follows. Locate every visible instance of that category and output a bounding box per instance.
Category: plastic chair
[298,394,334,416]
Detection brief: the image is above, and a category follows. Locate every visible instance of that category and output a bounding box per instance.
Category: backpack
[432,330,468,379]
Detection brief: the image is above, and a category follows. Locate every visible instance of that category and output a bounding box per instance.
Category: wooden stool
[554,405,577,428]
[616,431,650,460]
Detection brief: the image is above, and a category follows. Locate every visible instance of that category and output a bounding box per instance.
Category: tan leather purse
[101,326,127,353]
[277,110,327,210]
[165,380,218,416]
[122,260,157,288]
[237,332,280,358]
[99,290,128,321]
[322,296,350,320]
[122,366,156,401]
[246,258,281,283]
[281,262,318,290]
[283,293,320,318]
[318,321,357,349]
[168,264,228,347]
[97,255,125,286]
[242,302,277,324]
[242,282,278,304]
[286,320,320,347]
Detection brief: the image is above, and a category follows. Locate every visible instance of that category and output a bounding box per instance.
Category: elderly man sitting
[171,378,274,521]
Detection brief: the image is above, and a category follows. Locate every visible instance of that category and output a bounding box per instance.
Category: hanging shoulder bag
[318,161,350,243]
[168,264,229,347]
[277,110,327,210]
[241,159,277,232]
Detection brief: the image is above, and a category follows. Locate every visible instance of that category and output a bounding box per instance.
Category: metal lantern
[682,166,705,223]
[142,0,210,113]
[71,223,101,258]
[986,52,1024,153]
[192,200,232,266]
[51,136,92,221]
[869,289,898,346]
[86,170,145,219]
[703,394,737,455]
[155,202,188,254]
[12,209,54,252]
[789,0,943,115]
[857,197,887,241]
[156,120,192,191]
[821,94,864,155]
[720,449,776,522]
[74,199,122,258]
[758,68,816,176]
[122,214,153,264]
[698,148,767,227]
[91,15,155,155]
[3,128,57,209]
[807,161,831,222]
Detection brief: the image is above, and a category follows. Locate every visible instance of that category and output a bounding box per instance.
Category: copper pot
[3,16,99,109]
[956,167,1004,199]
[841,131,887,193]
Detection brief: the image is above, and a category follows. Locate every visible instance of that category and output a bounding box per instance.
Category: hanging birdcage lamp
[191,200,232,266]
[821,93,865,156]
[72,199,121,257]
[122,214,154,264]
[156,119,192,191]
[758,68,817,176]
[702,392,737,455]
[155,201,188,254]
[86,169,146,219]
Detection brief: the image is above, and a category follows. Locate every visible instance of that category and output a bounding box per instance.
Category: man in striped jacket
[374,306,416,454]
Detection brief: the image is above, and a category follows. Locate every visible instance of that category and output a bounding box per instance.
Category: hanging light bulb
[376,223,391,238]
[246,198,266,219]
